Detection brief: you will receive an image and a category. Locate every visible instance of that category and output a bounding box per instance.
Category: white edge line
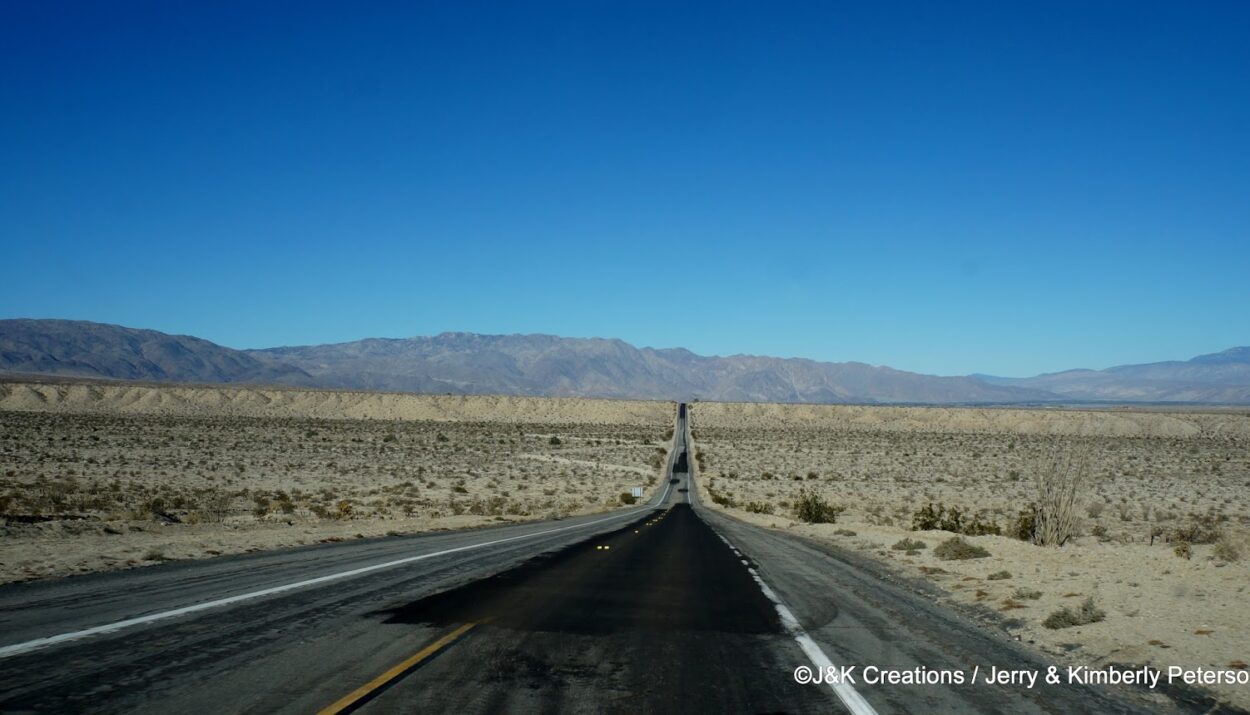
[713,532,878,715]
[0,503,661,660]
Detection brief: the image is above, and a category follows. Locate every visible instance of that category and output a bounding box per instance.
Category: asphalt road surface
[0,405,1209,713]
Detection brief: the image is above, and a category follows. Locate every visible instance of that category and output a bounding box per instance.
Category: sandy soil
[690,401,1250,710]
[0,382,673,583]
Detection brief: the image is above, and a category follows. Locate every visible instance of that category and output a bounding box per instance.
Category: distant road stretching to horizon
[0,405,1176,713]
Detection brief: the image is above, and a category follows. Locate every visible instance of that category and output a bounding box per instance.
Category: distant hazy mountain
[0,319,313,386]
[249,332,1053,403]
[2,319,1247,404]
[976,347,1250,403]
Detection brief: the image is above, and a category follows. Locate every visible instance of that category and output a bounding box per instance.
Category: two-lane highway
[0,404,1168,713]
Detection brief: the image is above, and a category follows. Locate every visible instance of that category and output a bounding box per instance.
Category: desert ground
[5,383,1250,707]
[0,382,673,583]
[690,401,1250,710]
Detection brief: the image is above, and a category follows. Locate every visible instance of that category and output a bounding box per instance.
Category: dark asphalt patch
[380,504,780,635]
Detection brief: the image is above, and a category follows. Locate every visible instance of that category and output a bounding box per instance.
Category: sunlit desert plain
[690,402,1250,709]
[0,381,672,583]
[5,382,1249,707]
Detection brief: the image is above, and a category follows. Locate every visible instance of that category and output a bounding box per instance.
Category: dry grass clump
[1042,597,1105,629]
[1212,539,1241,563]
[934,536,990,560]
[891,537,926,553]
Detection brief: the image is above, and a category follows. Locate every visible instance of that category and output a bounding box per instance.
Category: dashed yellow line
[318,620,484,715]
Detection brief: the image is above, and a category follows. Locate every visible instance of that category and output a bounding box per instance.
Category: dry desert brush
[1042,597,1106,629]
[934,536,990,560]
[1027,450,1090,546]
[792,487,846,524]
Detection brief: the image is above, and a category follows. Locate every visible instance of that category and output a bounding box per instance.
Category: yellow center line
[317,619,487,715]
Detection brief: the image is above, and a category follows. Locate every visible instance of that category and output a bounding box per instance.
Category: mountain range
[2,319,1247,404]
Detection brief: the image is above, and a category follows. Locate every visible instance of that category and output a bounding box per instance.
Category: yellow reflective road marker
[318,620,483,715]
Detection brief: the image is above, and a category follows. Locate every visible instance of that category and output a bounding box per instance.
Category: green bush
[1042,597,1105,629]
[792,488,845,524]
[619,492,637,505]
[934,537,990,560]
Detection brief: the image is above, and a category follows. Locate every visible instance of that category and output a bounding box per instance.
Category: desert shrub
[1169,513,1223,545]
[468,496,508,516]
[382,433,397,443]
[549,436,562,446]
[1042,597,1105,629]
[834,529,857,537]
[1013,588,1043,600]
[335,500,353,519]
[143,548,168,562]
[934,537,990,560]
[1174,542,1192,559]
[892,537,927,552]
[619,492,637,505]
[912,502,950,531]
[252,495,271,518]
[194,490,232,523]
[964,514,1002,536]
[1011,506,1038,542]
[792,488,845,524]
[912,503,1001,536]
[743,501,774,514]
[987,570,1012,580]
[1212,539,1241,563]
[1031,452,1088,546]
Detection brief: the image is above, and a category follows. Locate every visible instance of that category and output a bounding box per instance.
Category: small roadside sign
[630,486,643,499]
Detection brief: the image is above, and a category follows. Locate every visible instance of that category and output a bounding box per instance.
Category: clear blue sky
[3,2,1247,377]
